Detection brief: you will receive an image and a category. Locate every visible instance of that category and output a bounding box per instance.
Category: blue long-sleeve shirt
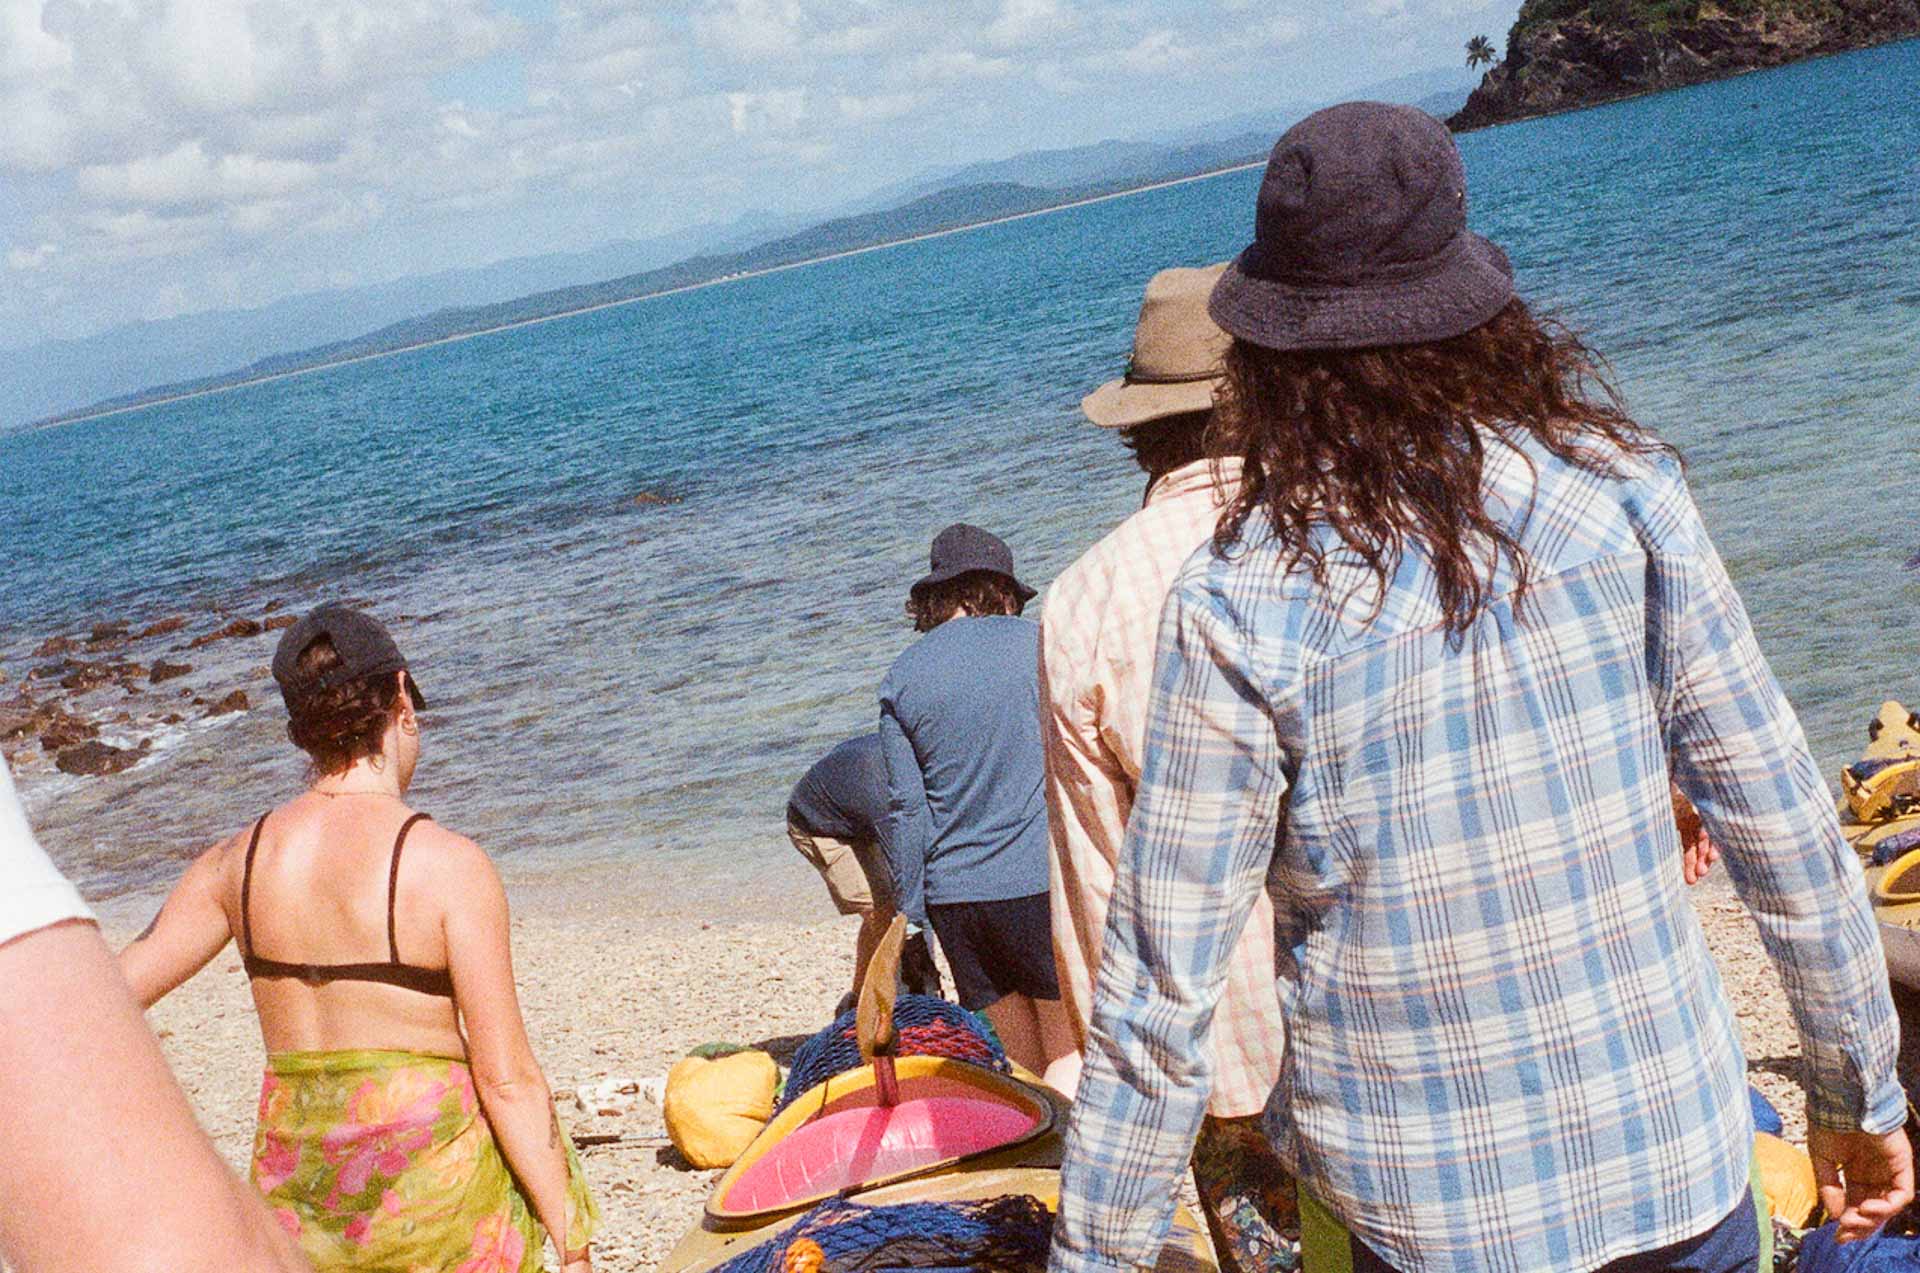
[787,734,888,843]
[879,615,1051,925]
[1051,437,1902,1273]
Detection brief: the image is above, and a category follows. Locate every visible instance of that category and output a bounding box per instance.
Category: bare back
[219,792,467,1057]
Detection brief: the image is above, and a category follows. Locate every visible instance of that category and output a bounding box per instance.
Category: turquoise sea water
[4,41,1917,903]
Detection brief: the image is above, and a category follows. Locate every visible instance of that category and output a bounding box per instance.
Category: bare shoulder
[186,822,256,891]
[401,819,505,905]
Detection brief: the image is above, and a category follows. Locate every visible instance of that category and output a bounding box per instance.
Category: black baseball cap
[271,603,425,709]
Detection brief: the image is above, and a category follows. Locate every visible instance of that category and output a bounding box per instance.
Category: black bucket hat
[271,603,425,710]
[911,524,1036,604]
[1208,101,1514,352]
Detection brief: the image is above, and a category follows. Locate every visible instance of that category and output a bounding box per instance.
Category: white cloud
[5,242,58,271]
[902,49,1016,84]
[692,0,803,61]
[726,88,809,134]
[1259,15,1306,45]
[1111,29,1202,75]
[982,0,1073,50]
[837,91,920,124]
[75,142,322,209]
[0,0,68,79]
[0,0,517,170]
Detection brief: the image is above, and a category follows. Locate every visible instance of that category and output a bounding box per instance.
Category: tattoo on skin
[549,1106,562,1150]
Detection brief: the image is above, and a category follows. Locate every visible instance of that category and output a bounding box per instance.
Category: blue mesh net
[775,994,1009,1114]
[710,1195,1053,1272]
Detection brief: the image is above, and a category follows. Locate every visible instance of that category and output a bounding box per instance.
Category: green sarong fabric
[251,1049,600,1272]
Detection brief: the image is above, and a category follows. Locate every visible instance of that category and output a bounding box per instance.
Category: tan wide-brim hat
[1081,263,1231,429]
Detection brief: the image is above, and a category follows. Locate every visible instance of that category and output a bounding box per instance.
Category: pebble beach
[95,862,1820,1272]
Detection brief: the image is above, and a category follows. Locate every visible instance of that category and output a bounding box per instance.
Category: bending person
[0,760,309,1273]
[880,524,1073,1080]
[787,733,943,1009]
[1052,104,1907,1273]
[121,603,600,1273]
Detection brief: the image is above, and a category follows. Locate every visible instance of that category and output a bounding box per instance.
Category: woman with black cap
[122,603,599,1273]
[1052,103,1908,1273]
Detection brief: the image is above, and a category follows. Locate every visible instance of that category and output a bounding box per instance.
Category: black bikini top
[240,811,456,998]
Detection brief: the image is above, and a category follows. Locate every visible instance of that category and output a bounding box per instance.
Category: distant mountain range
[11,66,1478,430]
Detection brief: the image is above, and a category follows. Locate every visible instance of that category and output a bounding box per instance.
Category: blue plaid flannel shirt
[1050,437,1903,1273]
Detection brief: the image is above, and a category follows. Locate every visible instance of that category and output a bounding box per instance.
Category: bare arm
[441,837,584,1268]
[120,836,238,1008]
[0,919,309,1272]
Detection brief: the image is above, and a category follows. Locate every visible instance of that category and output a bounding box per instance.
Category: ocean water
[4,40,1917,904]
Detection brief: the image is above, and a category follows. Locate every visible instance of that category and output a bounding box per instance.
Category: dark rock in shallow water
[37,710,99,752]
[263,598,286,613]
[0,697,96,752]
[56,739,148,776]
[150,660,193,684]
[0,700,40,742]
[138,615,189,639]
[32,635,77,658]
[60,660,141,694]
[264,614,296,631]
[188,617,264,649]
[206,689,250,717]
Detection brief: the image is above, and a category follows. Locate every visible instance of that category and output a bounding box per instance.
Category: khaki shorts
[786,817,895,916]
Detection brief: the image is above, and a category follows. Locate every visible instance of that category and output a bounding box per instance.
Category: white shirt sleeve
[0,762,93,947]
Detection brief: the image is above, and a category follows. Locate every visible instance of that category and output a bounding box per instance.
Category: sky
[0,0,1523,350]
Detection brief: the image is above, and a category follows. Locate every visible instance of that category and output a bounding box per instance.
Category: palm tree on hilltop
[1466,35,1498,68]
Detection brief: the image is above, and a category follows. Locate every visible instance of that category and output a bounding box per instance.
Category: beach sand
[97,866,1818,1272]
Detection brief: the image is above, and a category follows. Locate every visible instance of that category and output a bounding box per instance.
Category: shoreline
[27,160,1266,435]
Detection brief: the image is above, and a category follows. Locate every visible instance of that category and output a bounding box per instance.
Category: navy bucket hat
[911,524,1036,605]
[1208,101,1514,352]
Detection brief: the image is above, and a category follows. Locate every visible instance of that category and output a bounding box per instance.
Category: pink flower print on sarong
[257,1071,289,1125]
[319,1072,448,1210]
[255,1132,300,1193]
[454,1212,526,1273]
[273,1208,301,1239]
[344,1213,373,1246]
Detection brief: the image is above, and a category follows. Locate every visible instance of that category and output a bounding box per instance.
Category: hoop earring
[370,753,387,773]
[400,715,419,738]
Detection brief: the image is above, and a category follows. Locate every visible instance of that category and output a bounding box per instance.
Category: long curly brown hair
[1211,298,1672,632]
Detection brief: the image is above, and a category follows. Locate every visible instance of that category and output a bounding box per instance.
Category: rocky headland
[1450,0,1920,130]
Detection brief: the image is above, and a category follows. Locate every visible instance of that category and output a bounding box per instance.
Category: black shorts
[926,892,1060,1011]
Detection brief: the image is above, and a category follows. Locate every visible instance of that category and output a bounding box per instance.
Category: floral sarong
[252,1049,600,1272]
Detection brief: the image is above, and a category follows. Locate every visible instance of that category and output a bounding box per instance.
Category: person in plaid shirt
[1051,102,1909,1273]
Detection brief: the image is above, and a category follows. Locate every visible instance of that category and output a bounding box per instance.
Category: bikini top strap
[386,813,433,964]
[240,816,267,958]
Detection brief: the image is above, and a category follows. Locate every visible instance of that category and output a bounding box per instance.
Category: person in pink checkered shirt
[1040,263,1301,1272]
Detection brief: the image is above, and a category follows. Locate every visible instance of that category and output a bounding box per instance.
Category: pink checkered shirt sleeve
[1040,459,1284,1119]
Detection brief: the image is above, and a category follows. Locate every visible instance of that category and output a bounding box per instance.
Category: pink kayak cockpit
[708,1055,1055,1224]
